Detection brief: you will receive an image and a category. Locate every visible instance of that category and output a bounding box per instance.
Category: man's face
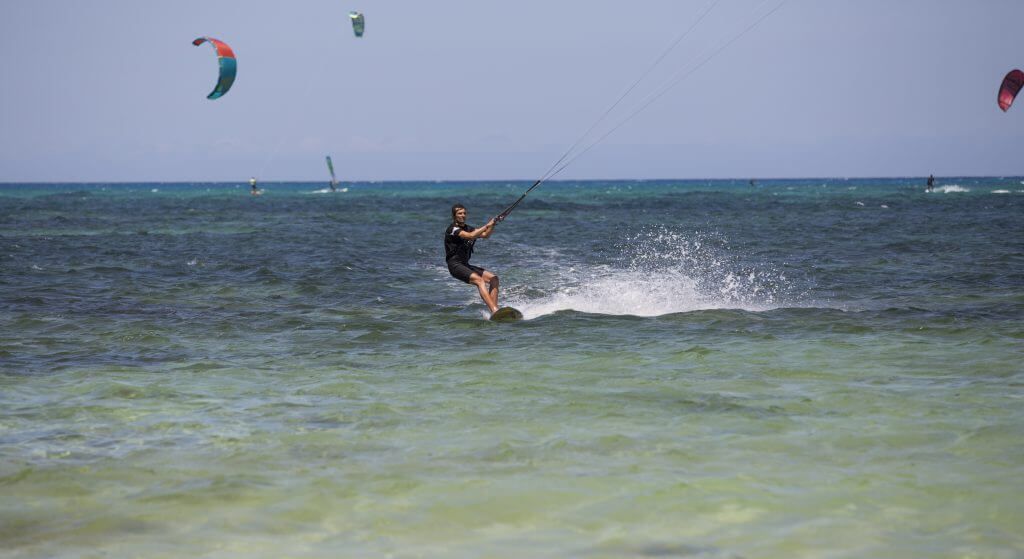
[454,208,467,224]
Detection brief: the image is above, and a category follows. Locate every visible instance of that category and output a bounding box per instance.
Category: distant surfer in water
[250,177,259,196]
[444,204,500,314]
[926,174,935,192]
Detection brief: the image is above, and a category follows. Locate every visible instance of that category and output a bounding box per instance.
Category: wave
[40,190,92,199]
[936,185,969,193]
[507,228,808,319]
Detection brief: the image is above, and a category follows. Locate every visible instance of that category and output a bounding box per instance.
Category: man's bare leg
[470,273,498,313]
[482,271,499,310]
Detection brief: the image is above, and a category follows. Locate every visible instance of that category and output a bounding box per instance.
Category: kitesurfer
[926,174,935,192]
[250,177,260,196]
[444,204,500,314]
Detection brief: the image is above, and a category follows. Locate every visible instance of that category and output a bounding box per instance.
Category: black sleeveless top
[444,223,476,265]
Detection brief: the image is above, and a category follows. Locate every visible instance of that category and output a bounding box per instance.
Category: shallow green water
[2,179,1023,557]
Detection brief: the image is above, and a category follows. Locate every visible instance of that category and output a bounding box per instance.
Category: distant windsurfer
[250,177,259,196]
[444,204,500,314]
[926,174,935,192]
[325,156,338,192]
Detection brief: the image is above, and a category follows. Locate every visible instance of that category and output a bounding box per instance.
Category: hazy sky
[1,0,1022,182]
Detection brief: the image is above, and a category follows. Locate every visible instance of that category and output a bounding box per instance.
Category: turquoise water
[2,179,1023,558]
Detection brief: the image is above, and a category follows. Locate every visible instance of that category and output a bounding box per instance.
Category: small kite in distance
[350,12,365,38]
[997,69,1023,112]
[192,36,237,100]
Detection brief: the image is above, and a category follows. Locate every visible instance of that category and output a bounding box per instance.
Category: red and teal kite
[192,36,236,100]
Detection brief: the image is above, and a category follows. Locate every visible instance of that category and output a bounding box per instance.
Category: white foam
[507,228,799,319]
[992,189,1010,194]
[937,185,969,193]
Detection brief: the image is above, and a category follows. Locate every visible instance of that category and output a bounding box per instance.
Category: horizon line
[2,174,1023,186]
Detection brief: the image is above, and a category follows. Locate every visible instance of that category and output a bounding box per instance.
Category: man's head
[451,203,467,224]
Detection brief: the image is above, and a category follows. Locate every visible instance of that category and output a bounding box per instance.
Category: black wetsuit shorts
[447,261,485,284]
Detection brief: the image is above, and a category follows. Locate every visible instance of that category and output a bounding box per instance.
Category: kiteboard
[490,307,523,322]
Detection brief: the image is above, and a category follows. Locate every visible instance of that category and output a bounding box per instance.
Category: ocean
[1,178,1022,558]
